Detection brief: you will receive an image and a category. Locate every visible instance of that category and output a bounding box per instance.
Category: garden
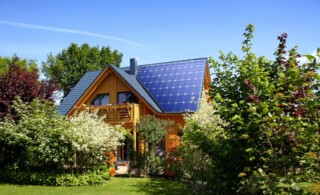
[0,24,319,194]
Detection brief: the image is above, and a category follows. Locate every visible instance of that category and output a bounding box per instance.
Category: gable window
[91,94,109,106]
[118,92,138,104]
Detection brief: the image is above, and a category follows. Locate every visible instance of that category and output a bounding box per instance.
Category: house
[58,58,211,162]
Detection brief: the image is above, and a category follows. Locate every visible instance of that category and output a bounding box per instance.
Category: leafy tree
[42,43,123,97]
[137,115,173,152]
[0,64,57,121]
[210,24,320,194]
[0,54,37,76]
[134,115,173,176]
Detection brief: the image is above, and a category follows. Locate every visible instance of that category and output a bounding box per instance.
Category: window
[91,94,109,106]
[117,92,138,104]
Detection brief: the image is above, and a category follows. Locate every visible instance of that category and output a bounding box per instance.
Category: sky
[0,0,319,68]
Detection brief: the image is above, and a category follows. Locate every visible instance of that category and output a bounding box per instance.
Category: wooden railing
[90,104,139,123]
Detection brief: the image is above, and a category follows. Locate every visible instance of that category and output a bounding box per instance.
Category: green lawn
[0,177,190,195]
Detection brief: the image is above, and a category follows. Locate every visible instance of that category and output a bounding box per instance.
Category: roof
[109,65,162,112]
[58,58,207,115]
[57,70,102,116]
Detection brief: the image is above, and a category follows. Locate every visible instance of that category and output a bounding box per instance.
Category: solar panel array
[137,59,206,113]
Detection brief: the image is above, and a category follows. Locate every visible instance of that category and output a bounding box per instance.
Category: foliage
[0,54,37,76]
[180,92,228,193]
[0,99,124,185]
[0,98,72,172]
[210,24,320,194]
[137,115,173,150]
[128,150,146,176]
[0,167,110,186]
[0,63,57,121]
[134,115,173,176]
[42,43,123,97]
[163,154,184,180]
[69,109,125,171]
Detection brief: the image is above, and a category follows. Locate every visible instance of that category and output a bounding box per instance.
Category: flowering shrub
[69,109,125,171]
[0,99,124,185]
[164,154,183,179]
[180,91,227,192]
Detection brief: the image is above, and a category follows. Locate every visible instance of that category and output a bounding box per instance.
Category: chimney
[130,58,137,75]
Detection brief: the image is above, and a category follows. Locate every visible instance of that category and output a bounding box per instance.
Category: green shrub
[210,24,320,194]
[0,167,110,186]
[0,98,123,185]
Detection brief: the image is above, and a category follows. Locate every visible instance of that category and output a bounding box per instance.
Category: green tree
[42,43,123,97]
[137,115,173,152]
[134,115,173,176]
[0,55,37,76]
[210,24,320,194]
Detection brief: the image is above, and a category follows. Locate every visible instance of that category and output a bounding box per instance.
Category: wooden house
[58,58,211,163]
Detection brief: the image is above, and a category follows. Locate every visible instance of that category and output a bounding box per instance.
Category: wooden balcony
[90,104,139,124]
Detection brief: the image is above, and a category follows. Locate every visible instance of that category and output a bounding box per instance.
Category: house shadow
[133,178,191,195]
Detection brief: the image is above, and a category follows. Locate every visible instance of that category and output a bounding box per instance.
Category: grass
[0,177,190,195]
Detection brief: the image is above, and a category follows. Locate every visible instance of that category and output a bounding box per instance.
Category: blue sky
[0,0,319,67]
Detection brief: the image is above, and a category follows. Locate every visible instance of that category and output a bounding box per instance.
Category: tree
[210,24,320,194]
[42,43,123,98]
[0,54,37,76]
[137,115,173,152]
[134,115,173,176]
[0,64,57,121]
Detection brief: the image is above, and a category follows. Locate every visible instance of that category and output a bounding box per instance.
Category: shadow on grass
[114,174,130,178]
[134,178,191,195]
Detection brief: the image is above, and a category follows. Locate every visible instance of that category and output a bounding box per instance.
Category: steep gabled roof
[57,70,102,116]
[58,58,208,116]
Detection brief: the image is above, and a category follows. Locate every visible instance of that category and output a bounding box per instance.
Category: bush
[68,109,125,172]
[0,167,110,186]
[0,98,73,172]
[210,24,320,194]
[0,99,124,185]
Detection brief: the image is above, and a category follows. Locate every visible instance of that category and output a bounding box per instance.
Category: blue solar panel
[137,59,206,113]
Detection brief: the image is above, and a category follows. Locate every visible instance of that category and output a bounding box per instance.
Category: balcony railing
[89,104,139,123]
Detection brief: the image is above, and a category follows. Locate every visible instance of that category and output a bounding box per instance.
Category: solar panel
[136,59,206,113]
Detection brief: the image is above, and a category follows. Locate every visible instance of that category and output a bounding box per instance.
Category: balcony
[89,104,139,124]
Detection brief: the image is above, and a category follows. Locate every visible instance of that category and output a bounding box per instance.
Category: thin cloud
[0,20,148,48]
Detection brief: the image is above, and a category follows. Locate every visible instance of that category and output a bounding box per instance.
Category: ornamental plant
[0,62,57,121]
[180,91,227,193]
[210,24,320,194]
[69,109,125,172]
[0,97,72,172]
[134,115,173,176]
[0,99,124,185]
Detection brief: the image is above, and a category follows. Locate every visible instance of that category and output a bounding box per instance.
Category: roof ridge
[120,57,207,68]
